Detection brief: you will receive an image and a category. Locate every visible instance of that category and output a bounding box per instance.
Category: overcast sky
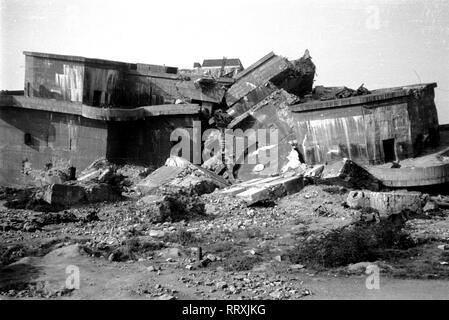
[1,0,448,123]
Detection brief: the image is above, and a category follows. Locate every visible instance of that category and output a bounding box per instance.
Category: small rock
[438,244,448,250]
[269,290,283,299]
[149,230,166,238]
[205,254,216,262]
[423,201,438,213]
[216,281,228,290]
[347,262,375,273]
[160,247,181,259]
[157,294,176,300]
[289,264,304,270]
[147,265,157,272]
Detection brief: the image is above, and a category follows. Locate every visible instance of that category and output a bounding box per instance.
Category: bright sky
[1,0,449,123]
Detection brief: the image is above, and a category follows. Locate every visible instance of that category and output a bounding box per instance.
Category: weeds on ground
[162,228,203,246]
[288,219,415,268]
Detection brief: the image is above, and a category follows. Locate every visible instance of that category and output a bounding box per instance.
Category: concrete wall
[25,55,84,102]
[0,107,108,186]
[83,65,123,107]
[106,115,202,168]
[406,86,440,155]
[292,97,414,165]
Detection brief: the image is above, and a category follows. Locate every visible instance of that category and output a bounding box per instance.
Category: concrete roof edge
[289,82,437,113]
[0,96,201,121]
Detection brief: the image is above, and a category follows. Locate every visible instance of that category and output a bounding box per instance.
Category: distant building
[200,58,244,78]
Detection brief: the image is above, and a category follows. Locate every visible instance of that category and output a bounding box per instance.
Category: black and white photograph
[1,0,449,310]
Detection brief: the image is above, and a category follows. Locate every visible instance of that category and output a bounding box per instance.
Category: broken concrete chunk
[235,175,304,205]
[423,201,439,212]
[44,181,121,206]
[84,183,121,203]
[137,166,185,194]
[225,51,315,111]
[320,159,382,191]
[44,184,86,206]
[137,156,228,196]
[304,164,325,179]
[137,186,206,223]
[347,190,423,215]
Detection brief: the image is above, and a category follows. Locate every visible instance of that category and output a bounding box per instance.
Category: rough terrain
[2,176,449,300]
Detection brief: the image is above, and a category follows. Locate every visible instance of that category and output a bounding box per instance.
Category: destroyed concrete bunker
[0,49,447,192]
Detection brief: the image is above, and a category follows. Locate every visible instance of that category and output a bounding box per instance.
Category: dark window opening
[24,133,32,145]
[26,82,30,97]
[93,90,102,106]
[383,138,396,163]
[69,167,76,180]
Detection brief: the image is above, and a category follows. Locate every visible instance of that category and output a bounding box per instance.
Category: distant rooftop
[201,58,242,68]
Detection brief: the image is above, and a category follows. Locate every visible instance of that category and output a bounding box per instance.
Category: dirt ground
[1,184,449,300]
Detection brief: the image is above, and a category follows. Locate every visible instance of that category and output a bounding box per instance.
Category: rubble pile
[137,186,206,223]
[137,156,229,196]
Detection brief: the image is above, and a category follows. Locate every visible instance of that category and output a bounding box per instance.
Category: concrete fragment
[149,230,166,238]
[159,248,182,259]
[304,164,325,179]
[44,184,86,206]
[236,175,303,204]
[84,183,121,203]
[137,166,185,194]
[346,191,370,209]
[347,262,376,273]
[423,201,438,212]
[137,156,228,195]
[225,51,315,114]
[347,190,423,215]
[320,159,382,191]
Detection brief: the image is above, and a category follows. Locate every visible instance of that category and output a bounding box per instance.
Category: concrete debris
[137,186,206,223]
[226,89,300,180]
[312,84,371,101]
[225,50,315,118]
[27,164,74,186]
[423,201,438,213]
[220,174,303,205]
[304,164,325,179]
[137,156,229,196]
[346,190,423,216]
[43,182,121,206]
[320,159,382,191]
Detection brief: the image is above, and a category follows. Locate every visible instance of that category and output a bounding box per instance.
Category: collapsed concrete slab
[137,156,229,195]
[225,51,315,119]
[319,159,383,191]
[226,89,300,181]
[347,190,423,215]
